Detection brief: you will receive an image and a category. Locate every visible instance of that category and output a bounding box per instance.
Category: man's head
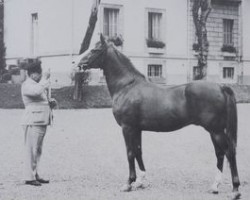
[29,67,42,82]
[20,58,42,82]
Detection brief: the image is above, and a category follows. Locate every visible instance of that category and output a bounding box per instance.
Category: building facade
[4,0,250,86]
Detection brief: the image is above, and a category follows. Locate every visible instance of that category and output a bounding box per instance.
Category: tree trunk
[0,2,6,76]
[73,0,101,100]
[192,0,211,80]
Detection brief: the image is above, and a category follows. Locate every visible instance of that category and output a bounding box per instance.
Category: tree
[0,1,6,78]
[73,0,101,100]
[192,0,212,80]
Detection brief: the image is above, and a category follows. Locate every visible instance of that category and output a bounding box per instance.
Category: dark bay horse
[78,34,240,199]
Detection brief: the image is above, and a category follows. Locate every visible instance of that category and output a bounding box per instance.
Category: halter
[78,43,107,72]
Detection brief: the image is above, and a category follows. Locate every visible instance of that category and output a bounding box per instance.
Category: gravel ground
[0,105,249,200]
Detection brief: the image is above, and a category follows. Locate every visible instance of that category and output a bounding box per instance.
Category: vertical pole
[238,1,243,84]
[187,0,191,82]
[71,0,74,63]
[48,68,51,99]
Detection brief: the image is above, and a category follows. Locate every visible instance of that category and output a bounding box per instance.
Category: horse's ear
[100,34,106,45]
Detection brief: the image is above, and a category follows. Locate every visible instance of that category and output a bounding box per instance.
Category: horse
[77,34,241,199]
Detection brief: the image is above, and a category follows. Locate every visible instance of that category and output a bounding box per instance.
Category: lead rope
[47,68,53,126]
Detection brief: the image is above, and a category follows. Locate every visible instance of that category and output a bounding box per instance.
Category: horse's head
[77,34,110,71]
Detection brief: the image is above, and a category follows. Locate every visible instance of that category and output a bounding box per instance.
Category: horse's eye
[92,49,100,53]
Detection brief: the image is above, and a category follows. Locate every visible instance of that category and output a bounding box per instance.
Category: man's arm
[22,79,49,97]
[22,71,51,97]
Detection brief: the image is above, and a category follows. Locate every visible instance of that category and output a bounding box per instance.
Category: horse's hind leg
[210,132,225,194]
[120,125,138,192]
[210,131,241,199]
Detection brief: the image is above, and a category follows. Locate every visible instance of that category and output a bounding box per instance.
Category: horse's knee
[135,148,142,157]
[127,150,135,160]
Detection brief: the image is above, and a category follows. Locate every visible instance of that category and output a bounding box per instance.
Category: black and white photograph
[0,0,249,199]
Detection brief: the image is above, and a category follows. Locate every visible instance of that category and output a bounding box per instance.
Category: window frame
[31,13,39,56]
[100,4,123,39]
[145,8,166,48]
[148,12,162,41]
[223,67,235,80]
[223,19,234,46]
[103,7,119,37]
[148,64,163,78]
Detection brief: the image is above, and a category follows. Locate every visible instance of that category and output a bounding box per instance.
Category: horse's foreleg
[133,131,148,189]
[120,126,137,192]
[210,133,225,194]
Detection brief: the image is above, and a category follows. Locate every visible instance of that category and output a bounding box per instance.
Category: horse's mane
[111,46,146,80]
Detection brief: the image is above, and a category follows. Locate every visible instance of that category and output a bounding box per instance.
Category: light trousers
[23,125,47,180]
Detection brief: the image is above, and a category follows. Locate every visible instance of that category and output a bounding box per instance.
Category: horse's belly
[140,116,189,132]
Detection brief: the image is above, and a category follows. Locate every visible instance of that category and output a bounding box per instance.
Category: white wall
[6,0,249,86]
[5,0,31,58]
[4,0,189,86]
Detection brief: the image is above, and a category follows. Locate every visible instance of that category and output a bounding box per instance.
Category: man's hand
[43,70,51,80]
[49,98,58,109]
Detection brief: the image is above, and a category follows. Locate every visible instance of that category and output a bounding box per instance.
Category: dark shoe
[25,180,42,186]
[36,178,49,184]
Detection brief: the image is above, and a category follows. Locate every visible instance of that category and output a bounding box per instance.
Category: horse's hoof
[210,182,220,194]
[120,184,132,192]
[210,187,219,194]
[230,191,241,200]
[212,190,219,194]
[208,189,218,194]
[208,187,219,194]
[132,181,144,190]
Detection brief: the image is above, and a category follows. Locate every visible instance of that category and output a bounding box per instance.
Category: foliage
[0,39,5,73]
[75,0,101,101]
[192,43,199,51]
[9,65,20,75]
[0,3,6,81]
[81,71,91,85]
[108,35,124,46]
[1,84,250,109]
[0,72,11,82]
[0,84,112,109]
[221,44,236,53]
[192,0,212,80]
[0,65,21,83]
[146,38,165,48]
[71,69,90,86]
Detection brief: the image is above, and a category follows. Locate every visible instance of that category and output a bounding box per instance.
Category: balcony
[146,38,165,55]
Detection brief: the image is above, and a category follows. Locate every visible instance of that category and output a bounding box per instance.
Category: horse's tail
[221,86,238,157]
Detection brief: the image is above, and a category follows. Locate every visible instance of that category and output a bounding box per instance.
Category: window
[223,67,234,79]
[148,65,162,77]
[103,8,119,37]
[146,9,165,50]
[31,13,38,56]
[148,12,162,41]
[223,19,234,45]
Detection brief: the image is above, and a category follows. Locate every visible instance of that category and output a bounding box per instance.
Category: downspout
[187,0,191,82]
[70,0,74,63]
[239,0,243,84]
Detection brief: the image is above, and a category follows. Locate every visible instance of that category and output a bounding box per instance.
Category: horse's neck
[103,51,136,97]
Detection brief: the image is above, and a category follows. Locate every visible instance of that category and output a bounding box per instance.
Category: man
[21,59,56,186]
